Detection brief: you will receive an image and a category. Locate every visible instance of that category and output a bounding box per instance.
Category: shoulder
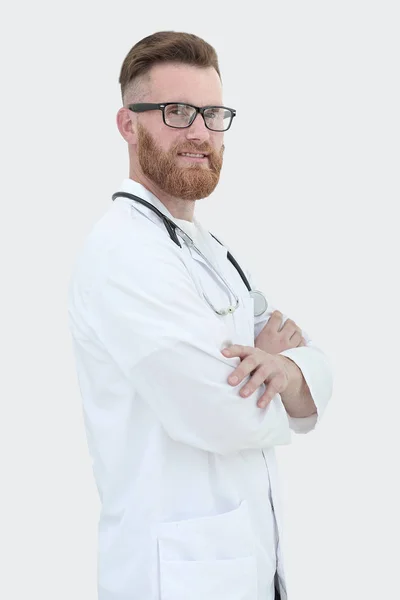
[70,203,187,301]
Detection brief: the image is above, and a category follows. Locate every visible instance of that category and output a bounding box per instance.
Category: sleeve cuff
[279,346,333,434]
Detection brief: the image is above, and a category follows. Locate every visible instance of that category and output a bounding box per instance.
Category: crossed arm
[254,309,317,417]
[88,239,332,451]
[221,309,317,419]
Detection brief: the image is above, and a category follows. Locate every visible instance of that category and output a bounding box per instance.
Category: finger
[266,310,284,333]
[221,345,254,358]
[239,364,271,397]
[258,370,288,408]
[288,323,302,339]
[257,381,279,408]
[299,337,307,346]
[228,353,262,386]
[257,389,273,409]
[288,330,303,347]
[282,319,300,340]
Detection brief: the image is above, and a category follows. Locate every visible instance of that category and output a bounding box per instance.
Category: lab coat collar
[115,178,228,265]
[117,178,176,222]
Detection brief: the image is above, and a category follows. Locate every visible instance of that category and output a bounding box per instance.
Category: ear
[116,107,138,145]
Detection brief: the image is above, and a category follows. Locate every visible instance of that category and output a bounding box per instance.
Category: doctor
[68,31,333,600]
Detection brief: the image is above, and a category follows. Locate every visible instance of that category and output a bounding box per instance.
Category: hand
[221,345,290,408]
[255,310,306,355]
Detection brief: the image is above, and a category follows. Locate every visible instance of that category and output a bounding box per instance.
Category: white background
[2,1,399,599]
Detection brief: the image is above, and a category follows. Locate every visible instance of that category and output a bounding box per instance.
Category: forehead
[146,63,223,105]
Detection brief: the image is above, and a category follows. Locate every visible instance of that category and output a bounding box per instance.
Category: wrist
[278,354,316,418]
[278,354,300,383]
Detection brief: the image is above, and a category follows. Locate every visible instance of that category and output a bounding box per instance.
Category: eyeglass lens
[164,104,232,131]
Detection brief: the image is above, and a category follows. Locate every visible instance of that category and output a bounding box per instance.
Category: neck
[129,171,195,222]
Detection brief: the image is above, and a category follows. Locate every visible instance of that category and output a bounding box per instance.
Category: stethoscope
[111,192,268,317]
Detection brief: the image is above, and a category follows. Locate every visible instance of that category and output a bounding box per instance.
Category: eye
[167,104,191,116]
[205,108,224,120]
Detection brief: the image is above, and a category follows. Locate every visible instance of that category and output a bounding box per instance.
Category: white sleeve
[243,266,334,434]
[86,239,291,455]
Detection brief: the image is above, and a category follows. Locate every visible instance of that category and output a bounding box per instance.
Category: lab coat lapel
[189,217,229,270]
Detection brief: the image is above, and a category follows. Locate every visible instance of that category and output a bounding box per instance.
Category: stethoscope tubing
[111,191,251,291]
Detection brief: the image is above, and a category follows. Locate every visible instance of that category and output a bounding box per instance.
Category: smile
[178,153,208,160]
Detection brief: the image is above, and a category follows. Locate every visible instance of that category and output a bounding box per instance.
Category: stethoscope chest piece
[250,290,269,317]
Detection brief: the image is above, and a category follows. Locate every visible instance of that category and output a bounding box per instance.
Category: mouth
[178,152,209,162]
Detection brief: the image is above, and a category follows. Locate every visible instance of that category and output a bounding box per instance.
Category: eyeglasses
[128,102,236,132]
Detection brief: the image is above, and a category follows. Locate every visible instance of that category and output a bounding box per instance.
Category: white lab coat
[68,179,333,600]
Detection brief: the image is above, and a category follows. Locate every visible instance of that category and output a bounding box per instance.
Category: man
[68,31,333,600]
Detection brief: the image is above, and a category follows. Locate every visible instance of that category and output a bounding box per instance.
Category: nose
[185,112,211,143]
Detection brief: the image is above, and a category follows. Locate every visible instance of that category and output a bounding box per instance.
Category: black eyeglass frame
[128,102,237,131]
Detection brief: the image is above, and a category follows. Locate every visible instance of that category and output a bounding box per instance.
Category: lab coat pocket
[155,499,258,600]
[158,556,257,600]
